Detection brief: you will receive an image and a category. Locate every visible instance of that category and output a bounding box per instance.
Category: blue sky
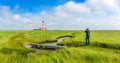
[0,0,120,30]
[0,0,86,13]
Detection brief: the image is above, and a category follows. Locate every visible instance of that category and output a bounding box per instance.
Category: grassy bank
[0,30,120,63]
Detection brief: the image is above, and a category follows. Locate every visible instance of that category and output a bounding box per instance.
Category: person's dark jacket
[85,29,90,37]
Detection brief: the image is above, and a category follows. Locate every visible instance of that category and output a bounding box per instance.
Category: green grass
[0,30,120,63]
[58,30,120,49]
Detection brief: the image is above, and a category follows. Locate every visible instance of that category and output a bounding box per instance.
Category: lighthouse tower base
[39,27,48,30]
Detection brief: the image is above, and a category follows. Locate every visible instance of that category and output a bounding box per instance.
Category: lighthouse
[39,20,48,30]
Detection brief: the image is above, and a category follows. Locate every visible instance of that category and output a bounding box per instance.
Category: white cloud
[0,0,120,30]
[42,0,120,30]
[13,14,21,20]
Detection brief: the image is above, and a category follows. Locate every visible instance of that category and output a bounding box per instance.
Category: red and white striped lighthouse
[39,19,48,30]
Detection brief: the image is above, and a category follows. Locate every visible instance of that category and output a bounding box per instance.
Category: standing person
[85,28,90,45]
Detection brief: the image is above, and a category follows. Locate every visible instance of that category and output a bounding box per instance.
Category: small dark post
[85,28,90,45]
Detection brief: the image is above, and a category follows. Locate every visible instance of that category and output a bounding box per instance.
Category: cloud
[13,14,21,20]
[0,0,120,30]
[0,5,41,30]
[42,0,120,30]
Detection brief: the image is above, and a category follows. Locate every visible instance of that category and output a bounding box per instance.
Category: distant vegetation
[0,30,120,63]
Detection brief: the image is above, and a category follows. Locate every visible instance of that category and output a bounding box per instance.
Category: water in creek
[24,37,70,53]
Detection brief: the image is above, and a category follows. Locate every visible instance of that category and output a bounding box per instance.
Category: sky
[0,0,120,30]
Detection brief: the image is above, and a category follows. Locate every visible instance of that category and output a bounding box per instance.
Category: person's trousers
[86,36,90,45]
